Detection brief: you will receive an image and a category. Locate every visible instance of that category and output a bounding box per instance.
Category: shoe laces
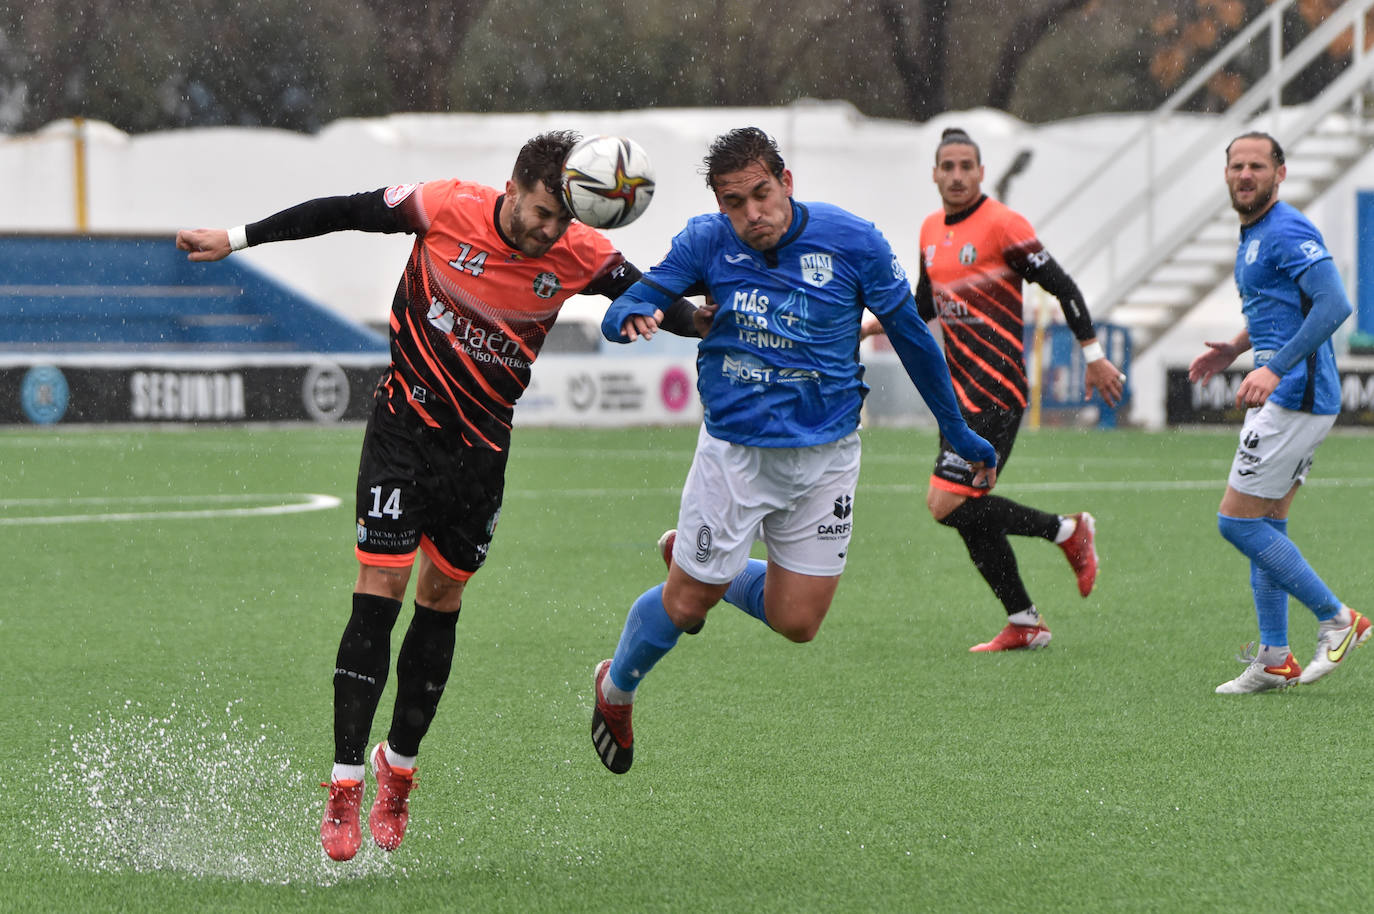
[377,767,416,806]
[1234,642,1259,665]
[321,780,362,816]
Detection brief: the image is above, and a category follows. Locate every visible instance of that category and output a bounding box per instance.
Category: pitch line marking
[861,477,1374,494]
[0,493,341,526]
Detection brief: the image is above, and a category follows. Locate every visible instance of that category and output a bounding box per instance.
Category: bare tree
[986,0,1098,110]
[874,0,950,121]
[359,0,490,112]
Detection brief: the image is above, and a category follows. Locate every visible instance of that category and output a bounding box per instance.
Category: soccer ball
[561,135,656,229]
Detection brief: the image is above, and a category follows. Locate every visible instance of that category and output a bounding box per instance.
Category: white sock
[1053,516,1075,545]
[1007,607,1040,626]
[1320,606,1353,633]
[331,763,365,784]
[601,677,636,705]
[384,744,417,771]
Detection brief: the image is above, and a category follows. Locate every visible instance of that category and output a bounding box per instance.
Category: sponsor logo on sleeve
[383,183,419,207]
[1300,239,1325,260]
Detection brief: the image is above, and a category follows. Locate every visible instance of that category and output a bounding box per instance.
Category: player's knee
[935,496,977,529]
[356,562,411,602]
[1217,513,1261,550]
[414,564,468,612]
[774,618,820,643]
[766,602,827,643]
[666,605,709,633]
[659,591,711,633]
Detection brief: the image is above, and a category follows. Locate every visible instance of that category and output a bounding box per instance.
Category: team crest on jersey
[800,252,834,288]
[959,243,977,265]
[1245,239,1260,264]
[532,271,562,299]
[383,183,419,208]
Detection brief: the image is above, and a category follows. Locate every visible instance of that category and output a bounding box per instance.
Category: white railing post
[1270,12,1282,132]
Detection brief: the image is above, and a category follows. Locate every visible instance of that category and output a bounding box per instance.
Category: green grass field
[2,423,1371,913]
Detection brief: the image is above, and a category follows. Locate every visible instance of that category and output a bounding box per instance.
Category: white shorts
[1227,401,1336,499]
[671,426,861,584]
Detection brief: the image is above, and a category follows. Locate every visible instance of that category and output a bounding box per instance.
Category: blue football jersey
[604,200,915,447]
[1235,201,1341,414]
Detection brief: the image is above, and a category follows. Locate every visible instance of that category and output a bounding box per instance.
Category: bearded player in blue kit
[1190,131,1368,694]
[587,127,999,773]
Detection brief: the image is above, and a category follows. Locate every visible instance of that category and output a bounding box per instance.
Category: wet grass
[1,423,1371,912]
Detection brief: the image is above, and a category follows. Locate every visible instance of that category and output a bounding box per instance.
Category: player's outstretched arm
[1188,331,1249,384]
[176,228,232,262]
[1079,341,1126,407]
[876,299,998,485]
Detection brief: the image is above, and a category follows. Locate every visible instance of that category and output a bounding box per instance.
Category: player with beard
[177,131,700,858]
[1190,131,1367,693]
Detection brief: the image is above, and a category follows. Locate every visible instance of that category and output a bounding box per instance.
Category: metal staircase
[1037,0,1374,354]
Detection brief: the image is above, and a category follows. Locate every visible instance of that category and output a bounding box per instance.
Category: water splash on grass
[31,695,397,886]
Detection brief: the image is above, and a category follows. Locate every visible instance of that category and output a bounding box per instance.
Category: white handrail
[1039,0,1374,314]
[1037,0,1291,232]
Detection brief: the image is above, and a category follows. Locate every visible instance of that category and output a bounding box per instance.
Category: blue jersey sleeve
[1268,258,1352,376]
[601,224,704,343]
[877,301,997,468]
[856,230,916,318]
[601,281,670,343]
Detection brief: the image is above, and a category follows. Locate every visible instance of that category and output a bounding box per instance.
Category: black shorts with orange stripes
[930,407,1023,498]
[354,395,508,581]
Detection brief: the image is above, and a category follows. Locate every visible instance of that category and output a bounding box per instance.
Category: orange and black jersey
[915,195,1094,414]
[245,180,638,450]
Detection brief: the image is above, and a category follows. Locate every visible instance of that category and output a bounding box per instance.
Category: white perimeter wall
[5,102,1373,428]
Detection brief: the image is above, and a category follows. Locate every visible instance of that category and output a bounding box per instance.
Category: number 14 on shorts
[368,486,402,519]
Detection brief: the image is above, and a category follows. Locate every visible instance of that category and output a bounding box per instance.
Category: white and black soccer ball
[561,135,656,229]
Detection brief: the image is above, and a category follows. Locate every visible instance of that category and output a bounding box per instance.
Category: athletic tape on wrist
[1081,340,1105,363]
[228,225,249,252]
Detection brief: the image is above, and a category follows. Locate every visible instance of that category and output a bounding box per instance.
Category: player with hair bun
[864,126,1125,653]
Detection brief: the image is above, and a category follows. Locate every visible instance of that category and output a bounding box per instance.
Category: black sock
[333,593,403,765]
[972,495,1061,541]
[939,499,1034,615]
[387,602,460,758]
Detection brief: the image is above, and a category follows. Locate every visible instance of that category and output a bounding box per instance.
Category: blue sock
[1218,514,1342,621]
[609,585,683,693]
[723,559,771,629]
[1252,514,1291,647]
[1250,560,1288,648]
